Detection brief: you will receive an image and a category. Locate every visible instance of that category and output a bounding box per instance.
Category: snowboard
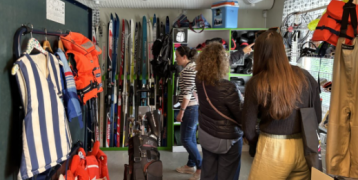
[105,15,113,148]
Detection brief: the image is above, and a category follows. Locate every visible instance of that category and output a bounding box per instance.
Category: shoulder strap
[307,77,313,108]
[202,82,241,127]
[133,136,145,180]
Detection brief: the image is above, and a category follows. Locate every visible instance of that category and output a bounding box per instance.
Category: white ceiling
[76,0,275,9]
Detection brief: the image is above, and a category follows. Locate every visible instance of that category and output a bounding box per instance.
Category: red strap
[231,38,237,50]
[202,82,241,127]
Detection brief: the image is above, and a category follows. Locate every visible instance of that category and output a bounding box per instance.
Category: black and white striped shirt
[178,62,198,106]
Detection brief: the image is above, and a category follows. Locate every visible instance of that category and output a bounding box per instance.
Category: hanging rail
[13,24,69,59]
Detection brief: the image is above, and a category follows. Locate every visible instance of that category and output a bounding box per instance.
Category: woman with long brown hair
[243,31,322,179]
[196,42,244,180]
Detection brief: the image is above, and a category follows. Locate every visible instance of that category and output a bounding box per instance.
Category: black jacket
[196,79,244,139]
[230,48,245,65]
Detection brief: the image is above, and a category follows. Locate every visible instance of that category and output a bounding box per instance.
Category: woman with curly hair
[195,42,245,180]
[174,46,202,180]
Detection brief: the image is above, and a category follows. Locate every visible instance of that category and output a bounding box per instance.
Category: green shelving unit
[171,28,266,151]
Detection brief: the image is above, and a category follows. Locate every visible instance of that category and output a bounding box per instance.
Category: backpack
[151,32,173,82]
[124,135,163,180]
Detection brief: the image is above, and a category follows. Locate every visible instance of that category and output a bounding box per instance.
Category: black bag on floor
[124,135,163,180]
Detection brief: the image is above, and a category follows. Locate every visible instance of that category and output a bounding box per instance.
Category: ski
[147,17,154,109]
[99,21,106,147]
[110,14,120,147]
[134,23,139,123]
[130,20,135,119]
[127,19,136,139]
[117,19,125,147]
[136,22,143,134]
[165,16,170,35]
[91,18,100,144]
[105,14,113,148]
[122,20,130,147]
[141,16,148,107]
[152,14,157,109]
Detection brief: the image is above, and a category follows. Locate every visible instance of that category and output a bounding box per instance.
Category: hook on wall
[44,28,48,41]
[26,23,34,38]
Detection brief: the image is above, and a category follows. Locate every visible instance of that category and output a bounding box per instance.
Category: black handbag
[299,79,323,171]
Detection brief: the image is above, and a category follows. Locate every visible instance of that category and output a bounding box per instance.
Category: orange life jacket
[312,0,356,45]
[87,141,110,180]
[61,32,103,104]
[63,142,110,180]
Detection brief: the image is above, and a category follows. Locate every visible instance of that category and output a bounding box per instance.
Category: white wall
[99,8,266,29]
[266,0,285,28]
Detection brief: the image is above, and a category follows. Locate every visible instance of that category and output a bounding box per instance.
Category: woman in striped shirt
[175,46,202,180]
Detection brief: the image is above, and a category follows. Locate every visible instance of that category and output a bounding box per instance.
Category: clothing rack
[13,25,69,59]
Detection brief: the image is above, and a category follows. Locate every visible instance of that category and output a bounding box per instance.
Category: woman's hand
[243,43,255,55]
[176,111,184,122]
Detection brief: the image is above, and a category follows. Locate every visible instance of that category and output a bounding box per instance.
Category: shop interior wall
[0,1,90,179]
[266,0,285,28]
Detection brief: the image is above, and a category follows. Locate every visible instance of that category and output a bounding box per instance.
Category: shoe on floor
[189,172,201,180]
[176,165,196,174]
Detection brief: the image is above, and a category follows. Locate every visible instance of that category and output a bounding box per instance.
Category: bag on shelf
[172,13,211,33]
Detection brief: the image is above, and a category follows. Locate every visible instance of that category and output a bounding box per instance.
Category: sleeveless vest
[14,53,72,179]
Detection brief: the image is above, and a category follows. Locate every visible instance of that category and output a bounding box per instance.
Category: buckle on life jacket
[77,81,98,98]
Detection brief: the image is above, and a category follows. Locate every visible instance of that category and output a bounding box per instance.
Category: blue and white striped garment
[14,53,72,179]
[55,49,83,128]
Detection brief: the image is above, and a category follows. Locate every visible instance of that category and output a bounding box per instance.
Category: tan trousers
[248,133,310,180]
[326,37,358,178]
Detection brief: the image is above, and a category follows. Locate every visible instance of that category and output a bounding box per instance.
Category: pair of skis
[122,19,138,147]
[103,15,170,147]
[105,14,120,147]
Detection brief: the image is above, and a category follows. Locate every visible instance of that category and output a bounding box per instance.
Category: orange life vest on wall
[61,32,103,104]
[312,0,357,45]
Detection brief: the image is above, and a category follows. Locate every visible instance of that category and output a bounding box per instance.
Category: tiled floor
[106,144,328,180]
[106,151,254,180]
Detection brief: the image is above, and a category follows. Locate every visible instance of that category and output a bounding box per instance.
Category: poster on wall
[173,28,188,44]
[46,0,65,25]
